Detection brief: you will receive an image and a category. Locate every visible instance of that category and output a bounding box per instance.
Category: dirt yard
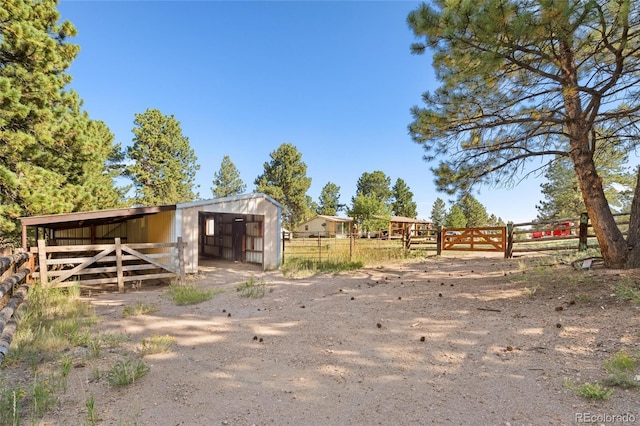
[27,254,640,424]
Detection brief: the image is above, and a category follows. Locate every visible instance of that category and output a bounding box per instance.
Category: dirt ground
[26,254,640,424]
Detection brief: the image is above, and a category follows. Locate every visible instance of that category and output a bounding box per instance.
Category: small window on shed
[305,225,309,231]
[206,218,215,236]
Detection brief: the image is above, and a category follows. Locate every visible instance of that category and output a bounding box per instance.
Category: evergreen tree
[444,205,466,228]
[430,198,447,228]
[0,0,125,241]
[254,143,312,229]
[536,148,634,220]
[354,171,392,205]
[390,178,418,218]
[304,195,319,222]
[458,194,488,227]
[317,182,344,216]
[126,109,199,206]
[211,155,246,198]
[407,1,640,268]
[487,214,505,227]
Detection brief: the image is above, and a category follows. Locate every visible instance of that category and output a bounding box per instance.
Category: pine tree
[430,198,447,228]
[317,182,344,216]
[390,178,418,218]
[211,155,246,198]
[354,171,392,205]
[254,143,312,229]
[536,148,634,220]
[459,194,488,227]
[0,0,125,241]
[487,214,505,226]
[407,1,640,268]
[444,205,466,228]
[126,109,199,205]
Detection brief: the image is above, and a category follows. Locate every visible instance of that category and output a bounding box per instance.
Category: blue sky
[58,0,544,223]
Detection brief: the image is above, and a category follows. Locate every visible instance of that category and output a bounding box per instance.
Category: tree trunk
[572,145,628,268]
[623,168,640,268]
[559,37,629,269]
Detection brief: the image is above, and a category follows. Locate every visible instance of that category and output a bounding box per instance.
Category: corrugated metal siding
[147,210,174,243]
[53,222,129,245]
[127,217,147,243]
[245,221,263,264]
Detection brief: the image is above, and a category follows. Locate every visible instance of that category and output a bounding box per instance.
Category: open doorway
[198,212,264,267]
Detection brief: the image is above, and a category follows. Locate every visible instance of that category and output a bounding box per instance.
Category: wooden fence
[440,227,506,253]
[506,212,611,257]
[0,251,33,363]
[31,237,186,292]
[283,213,618,262]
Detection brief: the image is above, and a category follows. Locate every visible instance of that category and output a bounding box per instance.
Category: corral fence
[506,212,622,257]
[283,213,615,263]
[31,237,186,292]
[281,227,498,263]
[0,250,34,363]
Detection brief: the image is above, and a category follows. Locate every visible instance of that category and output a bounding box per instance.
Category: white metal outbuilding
[176,193,282,272]
[20,193,283,274]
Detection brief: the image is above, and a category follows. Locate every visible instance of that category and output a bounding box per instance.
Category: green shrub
[602,351,640,388]
[566,380,613,400]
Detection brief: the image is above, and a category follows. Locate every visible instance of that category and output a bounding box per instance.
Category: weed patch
[236,276,267,298]
[282,258,364,276]
[602,351,640,389]
[122,302,159,317]
[614,278,640,304]
[138,334,176,356]
[167,284,219,305]
[106,359,150,387]
[565,380,614,400]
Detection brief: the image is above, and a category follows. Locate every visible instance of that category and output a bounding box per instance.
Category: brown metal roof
[19,205,176,230]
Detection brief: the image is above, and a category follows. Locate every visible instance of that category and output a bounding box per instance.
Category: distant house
[386,216,432,239]
[294,215,432,239]
[296,215,353,238]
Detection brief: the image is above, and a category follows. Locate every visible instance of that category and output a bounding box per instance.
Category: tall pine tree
[390,178,418,218]
[126,109,199,205]
[536,147,634,220]
[211,155,246,198]
[430,198,447,228]
[407,1,640,268]
[0,0,125,242]
[458,194,488,227]
[254,143,311,229]
[354,171,392,205]
[317,182,343,216]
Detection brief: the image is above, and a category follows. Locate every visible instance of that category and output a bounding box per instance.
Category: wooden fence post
[318,234,322,263]
[37,239,48,286]
[349,230,354,261]
[178,236,185,286]
[436,226,442,256]
[115,238,124,293]
[579,212,589,251]
[282,231,286,264]
[505,223,513,258]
